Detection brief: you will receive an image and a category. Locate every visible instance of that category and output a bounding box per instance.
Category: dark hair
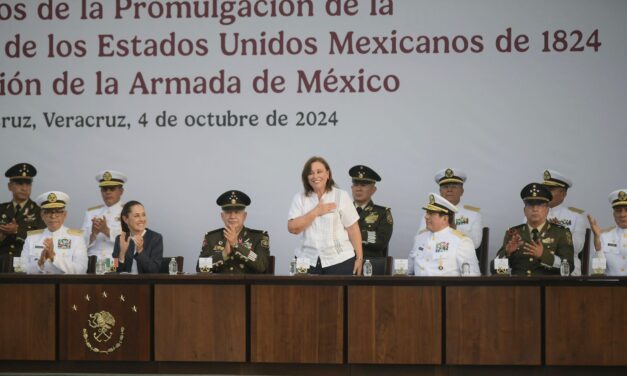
[448,213,456,229]
[301,156,336,195]
[121,200,143,237]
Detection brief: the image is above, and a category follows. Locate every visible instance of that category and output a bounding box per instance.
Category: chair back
[476,227,490,276]
[580,228,592,276]
[0,254,13,273]
[86,255,97,274]
[265,255,275,274]
[367,256,393,275]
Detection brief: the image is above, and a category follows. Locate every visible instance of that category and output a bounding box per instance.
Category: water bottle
[560,259,570,276]
[169,257,178,275]
[363,259,373,277]
[289,257,296,276]
[461,262,470,276]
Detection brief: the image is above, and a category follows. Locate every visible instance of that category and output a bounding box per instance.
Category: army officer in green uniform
[349,165,393,258]
[196,190,270,274]
[492,183,574,276]
[0,163,46,259]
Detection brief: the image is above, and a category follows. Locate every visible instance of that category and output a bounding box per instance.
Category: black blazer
[112,228,163,274]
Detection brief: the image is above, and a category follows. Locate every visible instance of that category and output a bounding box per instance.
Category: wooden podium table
[1,274,626,375]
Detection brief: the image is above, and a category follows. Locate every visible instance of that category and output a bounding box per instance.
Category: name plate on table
[198,257,213,273]
[393,259,408,275]
[494,258,510,275]
[296,257,310,274]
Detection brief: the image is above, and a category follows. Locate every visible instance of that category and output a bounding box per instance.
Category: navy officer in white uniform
[417,168,482,248]
[409,193,480,276]
[81,170,127,259]
[541,169,588,275]
[588,189,627,276]
[22,191,88,274]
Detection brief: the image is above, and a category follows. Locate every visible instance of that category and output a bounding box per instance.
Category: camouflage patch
[261,236,269,248]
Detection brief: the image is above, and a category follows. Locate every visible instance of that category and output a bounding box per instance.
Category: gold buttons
[229,267,234,271]
[529,258,534,262]
[527,270,532,275]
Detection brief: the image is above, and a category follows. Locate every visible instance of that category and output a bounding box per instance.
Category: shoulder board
[371,204,389,211]
[418,229,428,235]
[2,202,11,209]
[247,228,268,235]
[567,206,585,214]
[509,224,526,231]
[602,226,616,234]
[88,204,104,211]
[68,229,84,235]
[451,229,466,238]
[27,229,45,236]
[549,223,567,230]
[463,204,480,212]
[205,229,222,236]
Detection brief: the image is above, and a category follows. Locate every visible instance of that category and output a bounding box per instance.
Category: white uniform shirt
[409,226,480,276]
[595,227,627,276]
[547,203,587,275]
[81,201,123,258]
[288,187,359,267]
[22,226,88,274]
[418,202,482,248]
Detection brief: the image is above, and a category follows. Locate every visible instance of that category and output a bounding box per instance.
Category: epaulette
[68,229,84,236]
[88,204,104,211]
[27,229,45,236]
[509,224,526,230]
[372,203,389,211]
[451,229,466,238]
[602,226,616,234]
[205,229,222,236]
[463,204,481,212]
[568,206,585,214]
[248,228,268,235]
[418,229,428,235]
[549,223,567,230]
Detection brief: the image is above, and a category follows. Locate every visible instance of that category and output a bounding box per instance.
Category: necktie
[15,204,21,213]
[357,207,363,216]
[532,229,539,242]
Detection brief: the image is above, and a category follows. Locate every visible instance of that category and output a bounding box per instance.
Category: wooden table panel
[251,285,344,363]
[154,284,246,361]
[348,286,441,364]
[446,286,541,365]
[546,286,627,365]
[59,284,151,361]
[0,284,55,360]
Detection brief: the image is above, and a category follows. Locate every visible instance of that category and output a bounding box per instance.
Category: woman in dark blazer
[112,200,163,273]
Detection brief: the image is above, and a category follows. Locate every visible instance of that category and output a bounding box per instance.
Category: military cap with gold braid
[217,190,251,210]
[542,169,572,189]
[434,168,466,185]
[36,191,70,209]
[349,165,381,184]
[5,163,37,183]
[96,170,127,187]
[609,189,627,208]
[422,193,458,215]
[520,183,552,204]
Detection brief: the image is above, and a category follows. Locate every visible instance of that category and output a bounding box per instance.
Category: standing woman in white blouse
[288,156,364,275]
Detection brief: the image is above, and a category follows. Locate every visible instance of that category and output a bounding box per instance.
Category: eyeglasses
[43,209,65,216]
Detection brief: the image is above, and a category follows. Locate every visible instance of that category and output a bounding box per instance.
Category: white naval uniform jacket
[22,226,88,274]
[409,226,480,276]
[288,187,359,268]
[547,203,587,275]
[418,202,482,249]
[81,201,123,258]
[595,227,627,276]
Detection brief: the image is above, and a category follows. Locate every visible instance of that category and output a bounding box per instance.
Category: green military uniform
[0,199,45,257]
[357,200,393,258]
[197,227,270,274]
[494,222,574,276]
